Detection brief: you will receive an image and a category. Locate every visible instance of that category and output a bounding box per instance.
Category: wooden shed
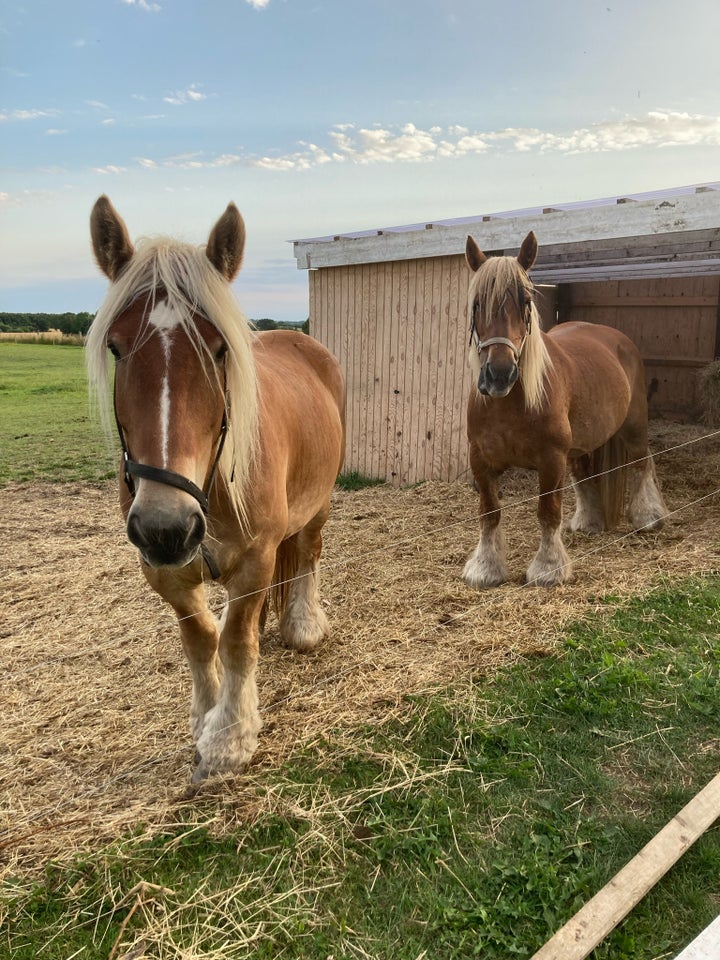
[293,184,720,485]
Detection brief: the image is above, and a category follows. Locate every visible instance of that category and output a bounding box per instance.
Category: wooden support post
[530,771,720,960]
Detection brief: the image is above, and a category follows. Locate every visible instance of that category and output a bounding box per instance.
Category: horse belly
[255,339,345,537]
[550,325,638,455]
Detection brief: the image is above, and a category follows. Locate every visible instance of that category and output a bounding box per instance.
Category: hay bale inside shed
[698,359,720,426]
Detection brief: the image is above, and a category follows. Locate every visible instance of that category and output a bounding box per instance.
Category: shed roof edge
[293,184,720,271]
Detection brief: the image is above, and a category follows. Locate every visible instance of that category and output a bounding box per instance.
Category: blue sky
[2,0,719,322]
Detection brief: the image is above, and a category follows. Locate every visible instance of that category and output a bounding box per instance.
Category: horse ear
[90,195,134,281]
[207,203,246,281]
[517,231,538,271]
[465,235,487,273]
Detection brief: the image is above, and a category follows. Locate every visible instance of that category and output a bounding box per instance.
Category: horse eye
[107,342,121,361]
[214,343,228,363]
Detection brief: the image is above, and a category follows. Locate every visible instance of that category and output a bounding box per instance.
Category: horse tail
[264,534,299,624]
[590,434,628,530]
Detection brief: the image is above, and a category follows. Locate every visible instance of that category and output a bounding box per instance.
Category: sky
[1,0,719,323]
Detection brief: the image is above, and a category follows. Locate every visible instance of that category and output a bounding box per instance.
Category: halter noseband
[471,334,525,362]
[113,362,228,581]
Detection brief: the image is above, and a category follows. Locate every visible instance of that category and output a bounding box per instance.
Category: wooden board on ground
[530,771,720,960]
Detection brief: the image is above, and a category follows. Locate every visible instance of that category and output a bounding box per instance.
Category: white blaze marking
[147,300,181,467]
[147,300,181,334]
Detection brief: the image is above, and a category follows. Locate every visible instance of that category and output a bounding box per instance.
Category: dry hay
[2,421,720,881]
[698,360,720,427]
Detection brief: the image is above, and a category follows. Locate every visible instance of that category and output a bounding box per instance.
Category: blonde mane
[86,237,259,531]
[467,256,553,411]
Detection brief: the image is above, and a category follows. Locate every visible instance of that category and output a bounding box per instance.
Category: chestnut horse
[87,196,345,780]
[463,230,665,589]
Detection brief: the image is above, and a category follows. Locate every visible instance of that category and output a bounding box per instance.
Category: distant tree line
[254,317,310,334]
[0,312,94,335]
[0,312,310,336]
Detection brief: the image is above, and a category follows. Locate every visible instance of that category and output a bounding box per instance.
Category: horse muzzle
[126,502,206,569]
[478,358,519,398]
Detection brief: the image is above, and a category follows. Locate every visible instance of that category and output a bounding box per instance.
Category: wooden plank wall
[560,277,720,418]
[310,254,472,484]
[310,261,720,483]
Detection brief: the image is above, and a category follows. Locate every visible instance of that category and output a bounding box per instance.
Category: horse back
[547,321,645,390]
[255,329,345,412]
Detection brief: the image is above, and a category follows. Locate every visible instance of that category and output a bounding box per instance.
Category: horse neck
[218,335,260,531]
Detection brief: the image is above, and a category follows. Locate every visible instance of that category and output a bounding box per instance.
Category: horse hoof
[191,763,209,785]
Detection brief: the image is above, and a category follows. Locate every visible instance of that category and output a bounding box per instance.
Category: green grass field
[0,342,115,485]
[2,341,719,958]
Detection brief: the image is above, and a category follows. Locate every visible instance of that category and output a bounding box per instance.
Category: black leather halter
[112,372,228,581]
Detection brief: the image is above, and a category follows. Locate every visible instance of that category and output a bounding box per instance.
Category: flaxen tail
[589,434,627,530]
[260,535,299,631]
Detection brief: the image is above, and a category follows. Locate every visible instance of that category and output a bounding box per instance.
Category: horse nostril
[127,512,149,549]
[184,512,206,551]
[484,361,499,384]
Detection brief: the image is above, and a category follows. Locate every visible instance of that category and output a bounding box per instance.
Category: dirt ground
[2,421,719,879]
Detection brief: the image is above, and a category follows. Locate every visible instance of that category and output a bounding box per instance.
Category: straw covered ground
[2,421,719,880]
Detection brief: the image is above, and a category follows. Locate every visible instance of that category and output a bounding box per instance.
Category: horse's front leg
[526,456,572,587]
[142,568,220,744]
[194,547,275,779]
[463,461,509,589]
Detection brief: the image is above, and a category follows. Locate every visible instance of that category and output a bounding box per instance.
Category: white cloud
[101,118,116,126]
[246,0,270,8]
[0,108,55,122]
[128,110,720,174]
[328,123,439,164]
[46,128,68,136]
[163,84,207,106]
[484,111,720,155]
[122,0,161,12]
[255,142,335,170]
[92,164,128,175]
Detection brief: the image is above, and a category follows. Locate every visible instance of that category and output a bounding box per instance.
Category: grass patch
[335,470,387,491]
[4,576,719,958]
[0,342,115,485]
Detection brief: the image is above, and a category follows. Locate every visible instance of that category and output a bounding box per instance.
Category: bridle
[112,357,229,581]
[469,286,533,362]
